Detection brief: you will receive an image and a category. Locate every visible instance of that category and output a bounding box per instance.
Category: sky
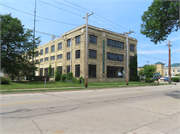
[1,0,180,67]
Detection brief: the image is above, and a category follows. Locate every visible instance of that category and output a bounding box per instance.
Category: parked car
[163,77,169,82]
[151,77,159,80]
[160,77,165,80]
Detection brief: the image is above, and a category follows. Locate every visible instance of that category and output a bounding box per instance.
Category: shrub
[145,78,154,83]
[77,76,84,84]
[55,71,61,81]
[71,77,77,83]
[1,77,10,84]
[171,77,179,82]
[60,74,67,82]
[67,72,73,80]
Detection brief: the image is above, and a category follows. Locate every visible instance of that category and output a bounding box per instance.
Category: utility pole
[123,31,134,86]
[32,0,37,78]
[83,12,93,88]
[165,41,173,83]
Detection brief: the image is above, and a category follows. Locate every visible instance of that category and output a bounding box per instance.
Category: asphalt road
[0,84,180,134]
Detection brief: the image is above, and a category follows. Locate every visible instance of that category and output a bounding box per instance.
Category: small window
[177,70,180,72]
[36,59,39,63]
[130,56,134,62]
[40,49,43,55]
[89,65,96,78]
[89,35,97,44]
[130,44,134,52]
[76,35,81,44]
[67,52,71,60]
[57,66,62,76]
[40,58,43,62]
[51,56,55,60]
[173,69,175,72]
[45,57,49,61]
[45,47,49,53]
[67,39,71,47]
[58,42,62,50]
[89,49,97,59]
[67,65,70,74]
[76,50,80,58]
[57,54,63,59]
[75,65,80,77]
[40,68,43,76]
[36,51,39,56]
[51,45,55,52]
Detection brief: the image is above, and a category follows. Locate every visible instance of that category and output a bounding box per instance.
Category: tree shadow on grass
[164,91,180,99]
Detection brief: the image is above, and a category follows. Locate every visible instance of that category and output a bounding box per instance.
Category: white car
[160,77,165,80]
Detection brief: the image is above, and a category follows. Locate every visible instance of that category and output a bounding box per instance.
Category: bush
[171,77,179,82]
[60,74,67,82]
[130,76,140,81]
[71,77,77,83]
[55,71,61,81]
[145,78,154,83]
[67,72,73,80]
[77,76,84,84]
[1,77,10,84]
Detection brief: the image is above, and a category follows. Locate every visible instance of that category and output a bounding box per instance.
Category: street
[0,84,180,134]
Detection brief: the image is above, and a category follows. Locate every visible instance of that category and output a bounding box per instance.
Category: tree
[1,14,40,78]
[129,54,139,81]
[143,65,156,82]
[48,64,52,77]
[140,1,179,44]
[139,69,145,76]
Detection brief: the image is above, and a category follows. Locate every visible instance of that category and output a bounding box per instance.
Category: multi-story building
[163,63,180,77]
[32,25,138,82]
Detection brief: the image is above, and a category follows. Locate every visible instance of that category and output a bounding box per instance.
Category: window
[173,69,175,72]
[89,65,96,78]
[75,65,80,77]
[40,49,43,55]
[107,39,124,49]
[67,52,71,60]
[36,51,39,56]
[130,44,134,52]
[45,47,48,53]
[177,70,180,72]
[107,66,124,78]
[67,66,70,74]
[89,35,97,44]
[89,49,97,59]
[44,68,48,76]
[51,56,55,60]
[130,56,134,62]
[107,52,124,61]
[76,35,81,44]
[58,42,62,50]
[36,59,39,63]
[57,54,63,59]
[51,45,55,52]
[40,58,43,62]
[67,39,71,47]
[57,66,62,76]
[40,68,43,76]
[51,68,54,76]
[45,57,49,61]
[76,50,80,58]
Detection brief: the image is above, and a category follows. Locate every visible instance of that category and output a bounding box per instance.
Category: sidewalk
[127,112,180,134]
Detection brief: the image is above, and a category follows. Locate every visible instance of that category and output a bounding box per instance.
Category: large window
[67,52,71,60]
[130,44,134,52]
[44,68,48,76]
[40,68,43,76]
[76,50,80,58]
[89,35,97,44]
[51,56,55,60]
[67,39,71,47]
[107,39,124,49]
[76,35,81,44]
[40,58,43,62]
[75,65,80,77]
[40,49,43,55]
[45,57,49,61]
[89,65,96,78]
[130,56,134,62]
[107,66,124,78]
[67,66,70,74]
[107,52,124,61]
[89,49,97,59]
[58,42,62,50]
[51,68,54,76]
[57,54,63,59]
[57,66,62,75]
[51,45,55,52]
[45,47,48,53]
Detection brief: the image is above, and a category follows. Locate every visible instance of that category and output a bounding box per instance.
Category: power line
[138,54,167,61]
[0,3,80,26]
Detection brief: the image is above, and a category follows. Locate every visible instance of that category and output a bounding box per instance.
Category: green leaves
[140,1,179,44]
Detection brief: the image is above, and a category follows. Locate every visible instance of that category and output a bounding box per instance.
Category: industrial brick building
[32,25,138,82]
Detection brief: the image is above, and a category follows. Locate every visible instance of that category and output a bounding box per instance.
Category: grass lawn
[1,81,171,92]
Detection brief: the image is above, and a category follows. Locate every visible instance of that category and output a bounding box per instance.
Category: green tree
[129,54,139,81]
[140,1,179,44]
[139,69,145,76]
[143,65,156,82]
[1,14,40,78]
[48,64,51,76]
